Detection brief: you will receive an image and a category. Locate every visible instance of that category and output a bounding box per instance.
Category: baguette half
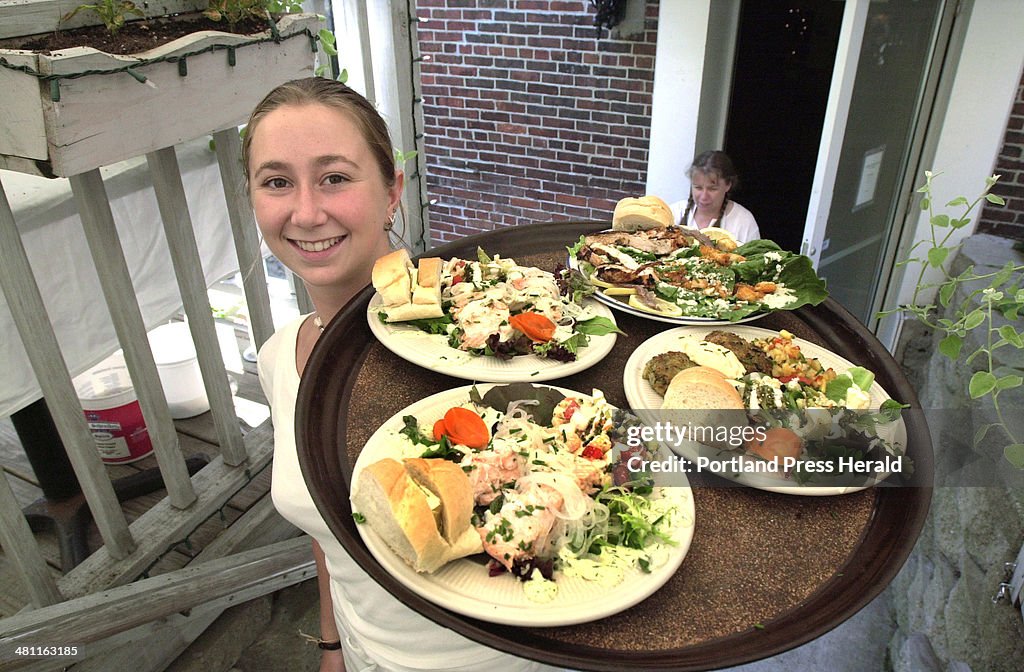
[372,249,414,307]
[352,457,480,573]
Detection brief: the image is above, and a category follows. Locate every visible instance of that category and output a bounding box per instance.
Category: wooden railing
[0,3,429,667]
[0,126,312,668]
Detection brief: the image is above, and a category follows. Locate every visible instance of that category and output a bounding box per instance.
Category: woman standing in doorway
[669,150,761,243]
[248,77,562,672]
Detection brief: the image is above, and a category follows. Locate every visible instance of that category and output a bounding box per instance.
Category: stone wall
[889,234,1024,671]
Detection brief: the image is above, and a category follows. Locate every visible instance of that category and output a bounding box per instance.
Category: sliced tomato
[581,444,604,460]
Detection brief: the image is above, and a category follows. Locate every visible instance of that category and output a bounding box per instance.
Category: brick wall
[415,0,659,245]
[977,67,1024,239]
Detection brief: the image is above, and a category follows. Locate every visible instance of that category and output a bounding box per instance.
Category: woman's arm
[313,539,346,672]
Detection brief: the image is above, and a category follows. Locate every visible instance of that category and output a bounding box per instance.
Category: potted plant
[0,0,328,177]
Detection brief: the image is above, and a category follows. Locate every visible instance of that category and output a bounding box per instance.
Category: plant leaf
[920,197,930,210]
[995,374,1023,391]
[951,217,972,229]
[946,196,969,207]
[992,261,1015,289]
[930,214,950,228]
[974,423,996,447]
[938,280,956,307]
[986,193,1006,206]
[927,246,949,268]
[969,371,996,399]
[938,334,962,360]
[963,309,985,330]
[1005,444,1024,469]
[998,325,1023,348]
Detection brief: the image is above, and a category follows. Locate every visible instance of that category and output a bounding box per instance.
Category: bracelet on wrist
[299,630,342,651]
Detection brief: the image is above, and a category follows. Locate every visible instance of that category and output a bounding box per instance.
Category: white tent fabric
[0,139,240,418]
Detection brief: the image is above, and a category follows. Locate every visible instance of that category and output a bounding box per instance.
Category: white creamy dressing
[675,336,746,379]
[761,285,797,309]
[455,298,510,348]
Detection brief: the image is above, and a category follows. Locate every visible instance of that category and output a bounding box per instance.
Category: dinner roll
[612,196,674,232]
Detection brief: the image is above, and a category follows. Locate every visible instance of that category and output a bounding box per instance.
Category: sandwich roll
[612,195,674,232]
[402,457,473,544]
[383,302,444,321]
[352,457,481,573]
[372,250,445,321]
[372,249,414,307]
[412,257,443,307]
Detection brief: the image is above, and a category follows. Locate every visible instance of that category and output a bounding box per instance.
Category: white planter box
[0,12,322,177]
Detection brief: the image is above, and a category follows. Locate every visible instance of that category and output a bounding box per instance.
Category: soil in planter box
[1,16,269,56]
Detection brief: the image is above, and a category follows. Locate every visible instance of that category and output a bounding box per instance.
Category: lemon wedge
[603,287,637,296]
[628,294,683,316]
[589,274,617,289]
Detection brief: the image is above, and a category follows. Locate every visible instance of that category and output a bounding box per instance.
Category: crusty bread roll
[612,195,674,232]
[352,457,480,573]
[662,366,744,410]
[383,302,445,321]
[403,457,472,544]
[352,458,449,572]
[372,249,414,307]
[372,251,444,320]
[412,257,442,307]
[661,366,746,450]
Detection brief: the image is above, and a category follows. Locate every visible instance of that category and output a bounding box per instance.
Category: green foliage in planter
[62,0,145,34]
[882,171,1024,469]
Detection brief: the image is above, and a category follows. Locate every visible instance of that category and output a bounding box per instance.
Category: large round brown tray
[297,222,933,671]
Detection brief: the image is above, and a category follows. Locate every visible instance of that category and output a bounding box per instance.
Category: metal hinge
[993,543,1024,610]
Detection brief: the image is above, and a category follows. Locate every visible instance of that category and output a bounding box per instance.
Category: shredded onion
[517,472,593,521]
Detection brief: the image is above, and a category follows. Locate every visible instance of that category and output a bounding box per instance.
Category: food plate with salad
[623,326,910,495]
[367,248,621,382]
[350,383,695,626]
[567,228,828,325]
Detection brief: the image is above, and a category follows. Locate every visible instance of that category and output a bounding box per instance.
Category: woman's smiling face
[248,102,401,296]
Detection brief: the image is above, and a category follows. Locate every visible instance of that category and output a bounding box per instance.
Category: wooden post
[147,146,247,467]
[377,0,431,253]
[0,469,62,607]
[0,180,135,561]
[212,128,275,350]
[69,169,197,510]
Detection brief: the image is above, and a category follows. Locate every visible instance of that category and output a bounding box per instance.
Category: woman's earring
[384,212,396,232]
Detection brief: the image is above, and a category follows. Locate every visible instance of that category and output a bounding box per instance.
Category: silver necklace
[313,314,325,333]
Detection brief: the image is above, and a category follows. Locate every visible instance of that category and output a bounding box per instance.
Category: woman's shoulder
[726,200,756,221]
[257,314,308,374]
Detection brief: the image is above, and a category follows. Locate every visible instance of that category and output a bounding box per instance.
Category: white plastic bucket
[148,322,210,419]
[74,352,153,464]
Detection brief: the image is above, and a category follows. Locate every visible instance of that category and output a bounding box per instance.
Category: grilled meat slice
[703,330,773,375]
[643,351,697,396]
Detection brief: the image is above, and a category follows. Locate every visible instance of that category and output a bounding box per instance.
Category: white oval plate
[566,252,767,326]
[351,384,696,626]
[622,325,907,496]
[366,295,618,382]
